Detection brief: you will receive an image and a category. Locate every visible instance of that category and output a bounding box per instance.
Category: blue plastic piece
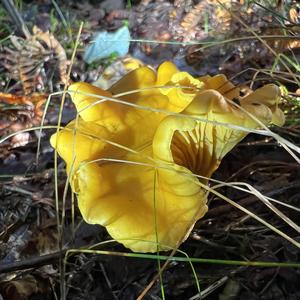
[83,26,131,64]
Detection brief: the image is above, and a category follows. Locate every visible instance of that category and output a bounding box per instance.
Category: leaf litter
[0,0,300,299]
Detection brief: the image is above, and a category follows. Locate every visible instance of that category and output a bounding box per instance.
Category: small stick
[0,250,66,274]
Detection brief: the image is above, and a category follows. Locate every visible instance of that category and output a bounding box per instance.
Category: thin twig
[0,250,66,274]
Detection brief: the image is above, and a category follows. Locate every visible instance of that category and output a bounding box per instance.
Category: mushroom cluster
[51,61,284,252]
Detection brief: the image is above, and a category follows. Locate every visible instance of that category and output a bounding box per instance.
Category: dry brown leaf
[0,92,46,147]
[0,274,49,300]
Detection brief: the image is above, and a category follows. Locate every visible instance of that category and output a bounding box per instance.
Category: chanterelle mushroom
[51,61,284,252]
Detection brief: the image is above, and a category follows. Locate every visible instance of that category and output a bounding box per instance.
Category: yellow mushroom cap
[50,62,285,252]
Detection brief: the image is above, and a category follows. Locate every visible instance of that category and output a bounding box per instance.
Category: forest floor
[0,1,300,299]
